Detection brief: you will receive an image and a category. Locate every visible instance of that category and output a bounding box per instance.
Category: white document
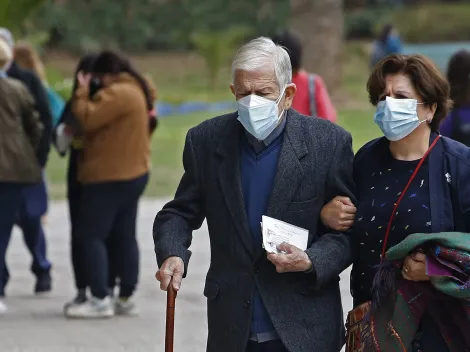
[261,215,309,254]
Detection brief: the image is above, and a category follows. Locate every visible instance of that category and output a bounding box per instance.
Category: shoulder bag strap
[380,135,442,259]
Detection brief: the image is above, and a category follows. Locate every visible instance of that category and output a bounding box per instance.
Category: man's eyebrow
[256,87,275,93]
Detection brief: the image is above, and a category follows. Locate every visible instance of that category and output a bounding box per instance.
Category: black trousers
[0,183,23,296]
[67,149,117,291]
[76,173,148,299]
[246,340,288,352]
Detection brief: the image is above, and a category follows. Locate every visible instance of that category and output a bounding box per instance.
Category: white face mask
[237,87,286,141]
[374,96,426,141]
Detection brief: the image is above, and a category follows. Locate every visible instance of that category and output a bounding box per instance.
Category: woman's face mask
[237,87,286,141]
[374,96,426,141]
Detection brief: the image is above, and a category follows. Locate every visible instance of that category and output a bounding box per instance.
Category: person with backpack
[440,50,470,144]
[272,30,337,122]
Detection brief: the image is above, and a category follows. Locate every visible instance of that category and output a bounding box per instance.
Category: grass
[44,41,378,198]
[45,108,379,199]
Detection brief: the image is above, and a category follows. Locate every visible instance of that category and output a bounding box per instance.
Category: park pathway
[0,200,352,352]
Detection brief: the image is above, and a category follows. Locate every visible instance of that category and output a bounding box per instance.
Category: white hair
[232,36,292,89]
[0,38,12,70]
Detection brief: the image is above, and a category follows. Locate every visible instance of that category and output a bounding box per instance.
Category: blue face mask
[237,87,286,141]
[374,96,426,141]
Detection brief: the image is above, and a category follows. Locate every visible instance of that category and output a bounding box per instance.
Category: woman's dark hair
[72,53,98,94]
[447,50,470,108]
[272,30,302,72]
[367,54,453,131]
[91,51,154,111]
[378,24,393,43]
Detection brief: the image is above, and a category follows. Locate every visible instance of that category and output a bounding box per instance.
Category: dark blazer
[8,62,52,167]
[354,133,470,234]
[153,109,356,352]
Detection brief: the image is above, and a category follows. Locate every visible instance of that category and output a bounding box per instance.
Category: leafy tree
[191,26,253,89]
[31,0,290,52]
[0,0,47,32]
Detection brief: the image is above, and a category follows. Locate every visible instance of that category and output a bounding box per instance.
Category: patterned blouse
[350,148,449,352]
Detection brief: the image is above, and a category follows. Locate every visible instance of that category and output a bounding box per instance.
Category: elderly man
[153,37,355,352]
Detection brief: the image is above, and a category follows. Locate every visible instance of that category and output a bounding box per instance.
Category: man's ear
[230,84,236,97]
[284,83,297,110]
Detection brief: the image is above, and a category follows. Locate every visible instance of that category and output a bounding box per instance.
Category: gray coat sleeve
[153,129,206,275]
[305,131,356,287]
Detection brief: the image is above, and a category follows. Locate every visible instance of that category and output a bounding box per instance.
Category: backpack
[308,73,317,118]
[451,109,470,147]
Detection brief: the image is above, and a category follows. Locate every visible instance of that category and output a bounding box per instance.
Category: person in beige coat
[0,38,43,314]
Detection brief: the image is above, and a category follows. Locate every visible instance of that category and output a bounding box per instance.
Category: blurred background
[3,0,470,199]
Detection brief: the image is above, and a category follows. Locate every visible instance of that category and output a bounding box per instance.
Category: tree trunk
[290,0,344,95]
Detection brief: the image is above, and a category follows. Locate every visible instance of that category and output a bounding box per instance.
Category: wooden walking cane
[165,279,177,352]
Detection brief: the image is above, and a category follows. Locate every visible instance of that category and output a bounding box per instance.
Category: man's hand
[320,196,356,232]
[267,242,312,273]
[402,252,429,281]
[155,256,185,291]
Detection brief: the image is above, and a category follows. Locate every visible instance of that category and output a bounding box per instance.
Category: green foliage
[31,0,290,52]
[45,66,71,100]
[345,8,386,39]
[345,3,470,42]
[191,26,252,89]
[388,3,470,43]
[0,0,47,32]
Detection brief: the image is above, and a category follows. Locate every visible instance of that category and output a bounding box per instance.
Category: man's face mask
[237,87,286,141]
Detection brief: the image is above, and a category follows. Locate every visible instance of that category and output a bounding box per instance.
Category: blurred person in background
[64,51,155,318]
[0,38,43,313]
[14,41,65,126]
[272,30,337,122]
[53,53,119,309]
[0,28,53,295]
[440,49,470,145]
[370,24,403,69]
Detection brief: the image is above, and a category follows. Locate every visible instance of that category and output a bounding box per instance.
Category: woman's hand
[402,252,429,281]
[77,71,92,88]
[320,196,357,231]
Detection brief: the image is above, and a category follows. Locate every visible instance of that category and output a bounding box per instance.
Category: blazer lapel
[265,110,308,223]
[216,116,254,258]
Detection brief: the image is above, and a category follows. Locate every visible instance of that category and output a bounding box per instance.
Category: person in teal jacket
[46,85,65,126]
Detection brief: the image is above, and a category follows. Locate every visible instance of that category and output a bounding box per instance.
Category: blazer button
[244,300,251,308]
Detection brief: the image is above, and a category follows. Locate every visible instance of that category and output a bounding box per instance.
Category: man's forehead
[234,67,277,86]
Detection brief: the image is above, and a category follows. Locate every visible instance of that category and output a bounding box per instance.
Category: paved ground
[0,199,352,352]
